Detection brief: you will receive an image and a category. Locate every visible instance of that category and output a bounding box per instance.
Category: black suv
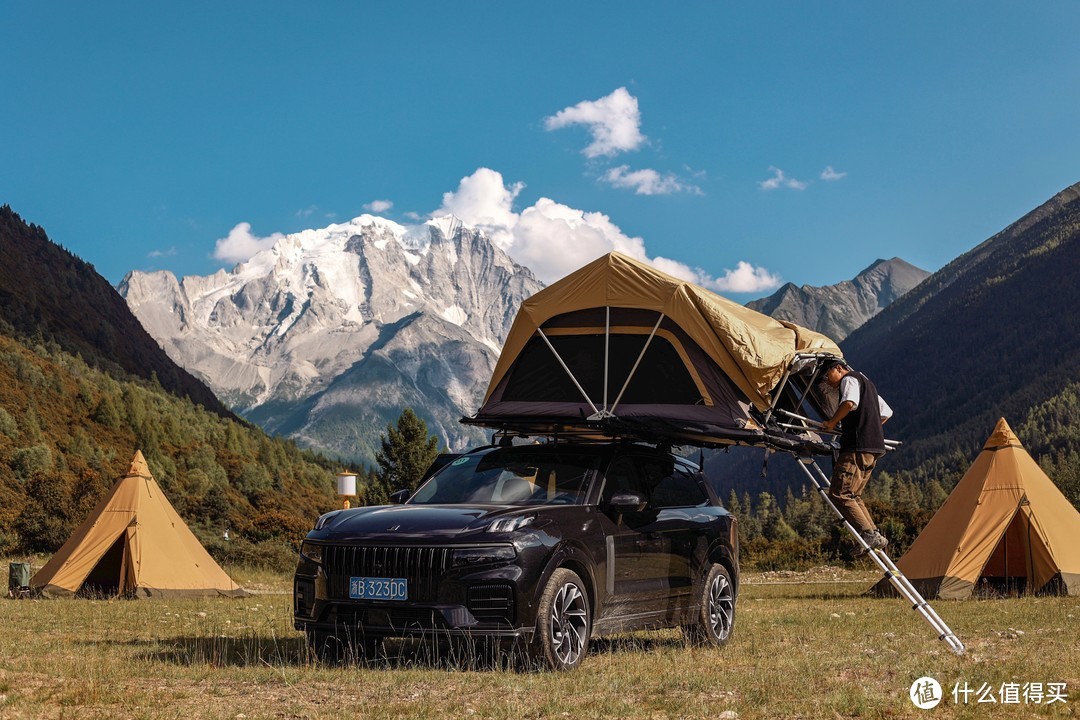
[293,441,738,670]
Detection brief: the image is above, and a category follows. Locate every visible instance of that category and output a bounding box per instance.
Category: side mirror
[389,489,411,505]
[609,490,647,514]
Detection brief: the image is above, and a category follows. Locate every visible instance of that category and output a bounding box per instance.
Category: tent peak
[984,418,1022,450]
[127,450,151,478]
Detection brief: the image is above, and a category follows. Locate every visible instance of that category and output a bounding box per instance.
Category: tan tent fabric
[876,419,1080,599]
[486,252,841,412]
[32,451,247,598]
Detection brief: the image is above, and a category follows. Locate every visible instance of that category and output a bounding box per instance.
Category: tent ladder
[792,456,966,656]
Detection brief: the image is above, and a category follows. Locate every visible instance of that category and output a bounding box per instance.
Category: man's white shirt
[839,375,893,422]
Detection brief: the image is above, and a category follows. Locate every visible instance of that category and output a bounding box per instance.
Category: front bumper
[293,545,540,641]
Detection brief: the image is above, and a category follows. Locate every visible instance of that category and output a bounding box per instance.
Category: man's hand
[823,401,856,433]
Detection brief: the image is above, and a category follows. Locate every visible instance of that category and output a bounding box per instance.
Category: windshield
[409,448,599,505]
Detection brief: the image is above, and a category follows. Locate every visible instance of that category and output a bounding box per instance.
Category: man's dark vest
[840,371,886,454]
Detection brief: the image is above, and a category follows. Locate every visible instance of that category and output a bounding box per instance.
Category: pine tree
[374,408,440,496]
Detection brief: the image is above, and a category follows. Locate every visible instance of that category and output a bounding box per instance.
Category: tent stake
[792,456,965,656]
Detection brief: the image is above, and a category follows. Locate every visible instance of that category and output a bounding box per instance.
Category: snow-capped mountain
[120,215,544,463]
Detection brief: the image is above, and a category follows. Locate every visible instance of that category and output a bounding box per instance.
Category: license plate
[349,577,408,601]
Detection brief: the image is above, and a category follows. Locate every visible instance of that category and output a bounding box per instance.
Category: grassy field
[0,564,1076,719]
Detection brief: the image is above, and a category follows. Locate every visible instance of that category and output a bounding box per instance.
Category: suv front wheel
[531,568,590,670]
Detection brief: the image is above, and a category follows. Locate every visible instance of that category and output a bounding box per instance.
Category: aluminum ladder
[790,454,966,655]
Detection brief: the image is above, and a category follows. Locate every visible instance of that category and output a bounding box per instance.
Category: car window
[410,448,597,505]
[639,458,708,508]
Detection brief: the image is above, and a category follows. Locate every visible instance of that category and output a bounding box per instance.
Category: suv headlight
[487,515,534,533]
[450,545,516,567]
[300,541,323,565]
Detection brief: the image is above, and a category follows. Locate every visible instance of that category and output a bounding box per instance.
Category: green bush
[202,535,298,574]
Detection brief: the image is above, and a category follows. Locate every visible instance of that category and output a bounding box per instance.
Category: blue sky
[4,2,1080,301]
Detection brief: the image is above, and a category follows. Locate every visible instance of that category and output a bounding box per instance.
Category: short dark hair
[819,358,847,374]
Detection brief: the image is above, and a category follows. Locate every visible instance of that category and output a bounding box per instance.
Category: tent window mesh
[502,334,703,405]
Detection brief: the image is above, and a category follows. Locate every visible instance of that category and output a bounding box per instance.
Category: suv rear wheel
[531,568,590,670]
[682,563,735,646]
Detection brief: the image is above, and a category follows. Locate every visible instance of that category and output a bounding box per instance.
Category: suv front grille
[323,545,452,603]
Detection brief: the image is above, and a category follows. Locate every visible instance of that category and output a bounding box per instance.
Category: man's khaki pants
[828,451,880,534]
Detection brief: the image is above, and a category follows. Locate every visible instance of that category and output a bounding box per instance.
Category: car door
[594,455,669,617]
[637,458,713,606]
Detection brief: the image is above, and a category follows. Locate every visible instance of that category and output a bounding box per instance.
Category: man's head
[819,358,849,388]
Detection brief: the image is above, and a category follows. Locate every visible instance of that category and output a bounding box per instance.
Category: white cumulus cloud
[602,165,702,196]
[820,166,847,181]
[510,198,648,282]
[364,199,394,213]
[436,168,524,250]
[759,166,808,191]
[213,223,284,264]
[429,168,780,293]
[544,87,646,158]
[706,261,783,294]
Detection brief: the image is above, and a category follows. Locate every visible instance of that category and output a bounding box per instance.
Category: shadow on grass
[105,631,692,671]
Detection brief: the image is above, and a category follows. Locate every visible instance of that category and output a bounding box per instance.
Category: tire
[306,628,380,664]
[531,568,591,671]
[683,563,736,647]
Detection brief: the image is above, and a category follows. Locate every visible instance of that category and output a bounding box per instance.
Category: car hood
[311,504,527,539]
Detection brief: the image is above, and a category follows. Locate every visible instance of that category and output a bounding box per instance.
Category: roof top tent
[464,251,844,453]
[462,251,964,655]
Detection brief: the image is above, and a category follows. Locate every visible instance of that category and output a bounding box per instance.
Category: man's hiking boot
[851,530,888,558]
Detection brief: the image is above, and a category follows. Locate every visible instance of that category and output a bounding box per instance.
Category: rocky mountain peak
[746,257,930,341]
[121,214,543,463]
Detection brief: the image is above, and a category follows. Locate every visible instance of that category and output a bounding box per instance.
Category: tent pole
[609,313,665,416]
[792,456,966,655]
[535,328,602,417]
[603,306,610,414]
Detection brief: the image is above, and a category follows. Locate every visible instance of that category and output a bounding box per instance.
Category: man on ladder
[819,358,893,556]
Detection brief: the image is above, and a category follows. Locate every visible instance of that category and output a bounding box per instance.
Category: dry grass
[0,564,1076,719]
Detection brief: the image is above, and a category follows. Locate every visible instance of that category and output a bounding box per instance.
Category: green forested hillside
[841,181,1080,490]
[0,205,357,565]
[0,206,232,418]
[0,330,339,566]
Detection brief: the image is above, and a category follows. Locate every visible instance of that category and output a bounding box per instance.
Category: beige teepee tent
[875,418,1080,599]
[32,451,247,598]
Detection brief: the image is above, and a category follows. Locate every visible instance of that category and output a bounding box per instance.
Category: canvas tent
[874,418,1080,599]
[465,251,843,450]
[32,451,247,598]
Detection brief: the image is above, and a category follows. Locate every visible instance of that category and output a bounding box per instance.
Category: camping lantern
[336,471,357,509]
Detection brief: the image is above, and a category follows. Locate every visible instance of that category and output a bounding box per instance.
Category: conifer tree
[374,408,441,495]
